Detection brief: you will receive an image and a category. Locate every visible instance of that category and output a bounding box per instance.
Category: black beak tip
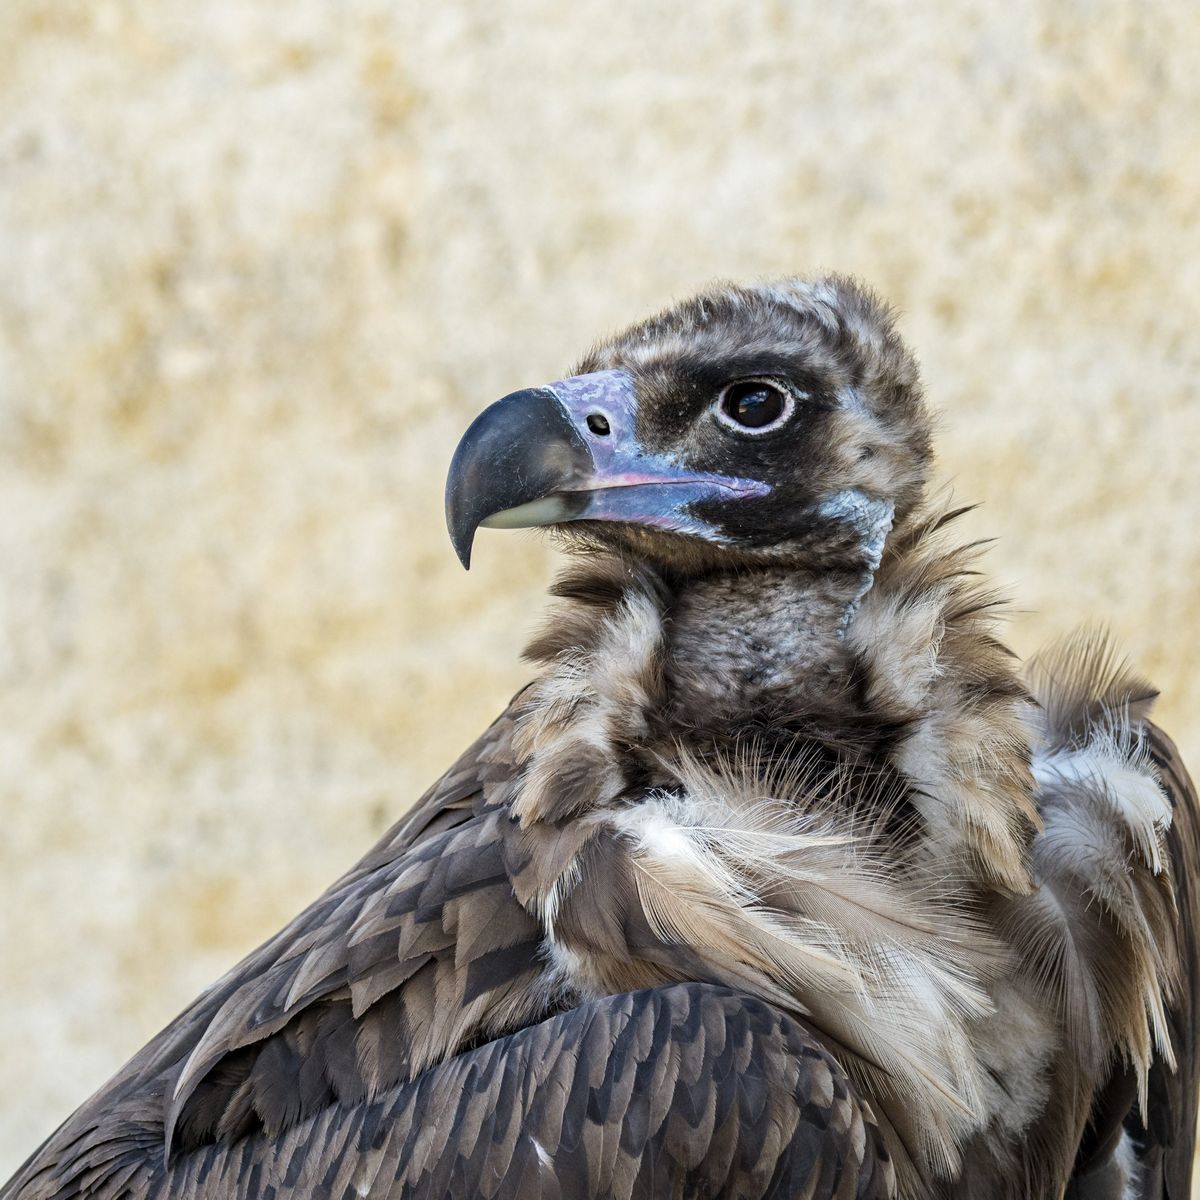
[445,476,476,571]
[451,531,473,571]
[444,386,593,573]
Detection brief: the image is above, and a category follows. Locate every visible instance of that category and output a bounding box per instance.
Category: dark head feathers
[571,276,933,568]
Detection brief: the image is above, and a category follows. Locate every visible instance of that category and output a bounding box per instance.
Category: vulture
[3,277,1198,1200]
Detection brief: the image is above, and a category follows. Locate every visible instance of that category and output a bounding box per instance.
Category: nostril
[586,413,611,437]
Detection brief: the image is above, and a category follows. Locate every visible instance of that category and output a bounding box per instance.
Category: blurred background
[1,0,1198,1174]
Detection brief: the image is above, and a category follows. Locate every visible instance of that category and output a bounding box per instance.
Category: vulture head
[446,276,932,574]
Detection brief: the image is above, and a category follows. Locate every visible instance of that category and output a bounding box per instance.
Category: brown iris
[718,381,789,430]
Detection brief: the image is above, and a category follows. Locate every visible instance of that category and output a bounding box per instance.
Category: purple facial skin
[445,368,770,567]
[533,370,770,533]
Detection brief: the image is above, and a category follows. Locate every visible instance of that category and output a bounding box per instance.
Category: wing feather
[0,703,546,1200]
[1135,724,1200,1199]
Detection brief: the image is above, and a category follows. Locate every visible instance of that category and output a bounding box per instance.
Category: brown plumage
[3,277,1197,1200]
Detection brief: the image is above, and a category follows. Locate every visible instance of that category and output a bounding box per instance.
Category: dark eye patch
[625,353,835,451]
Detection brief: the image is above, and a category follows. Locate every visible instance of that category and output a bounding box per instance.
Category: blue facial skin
[815,489,896,633]
[447,369,770,567]
[816,489,896,574]
[532,370,772,536]
[447,370,894,596]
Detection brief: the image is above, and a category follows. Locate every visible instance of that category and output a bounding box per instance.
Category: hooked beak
[445,370,769,568]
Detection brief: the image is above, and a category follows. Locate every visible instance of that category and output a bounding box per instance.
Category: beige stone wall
[1,0,1198,1175]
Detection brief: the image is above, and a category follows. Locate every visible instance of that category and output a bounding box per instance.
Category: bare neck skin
[663,563,873,729]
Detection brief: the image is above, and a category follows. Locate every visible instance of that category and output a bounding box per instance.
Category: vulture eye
[715,381,793,434]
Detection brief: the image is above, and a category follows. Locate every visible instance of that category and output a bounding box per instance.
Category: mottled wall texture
[1,0,1198,1174]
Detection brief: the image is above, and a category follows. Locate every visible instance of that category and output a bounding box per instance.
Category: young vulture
[3,278,1198,1200]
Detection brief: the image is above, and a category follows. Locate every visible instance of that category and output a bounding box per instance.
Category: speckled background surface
[1,0,1198,1175]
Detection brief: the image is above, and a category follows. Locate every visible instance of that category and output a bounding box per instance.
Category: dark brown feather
[6,279,1198,1200]
[1,706,550,1199]
[4,986,896,1200]
[1123,724,1200,1198]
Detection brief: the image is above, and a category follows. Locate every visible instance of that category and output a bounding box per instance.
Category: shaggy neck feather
[505,508,1179,1198]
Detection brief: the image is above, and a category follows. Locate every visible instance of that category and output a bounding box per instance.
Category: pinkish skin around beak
[445,369,770,568]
